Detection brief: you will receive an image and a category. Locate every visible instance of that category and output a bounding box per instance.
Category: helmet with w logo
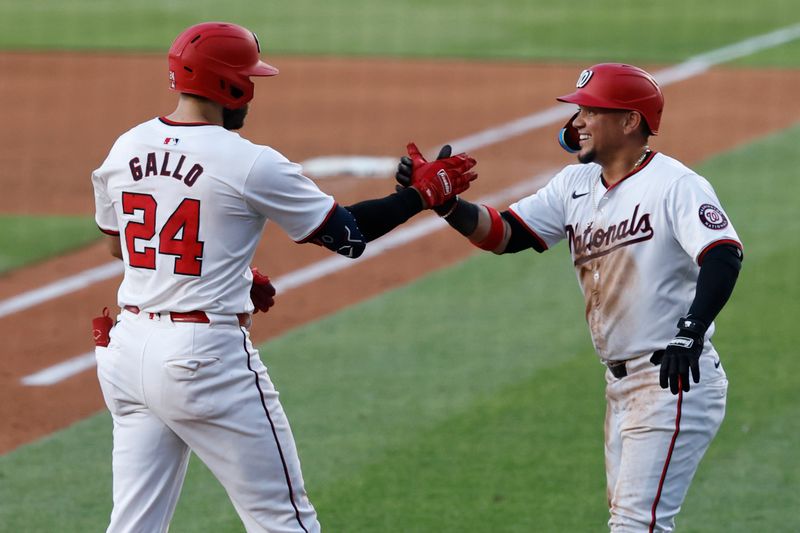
[168,22,279,109]
[556,63,664,134]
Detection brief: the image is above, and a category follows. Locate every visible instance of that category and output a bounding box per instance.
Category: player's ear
[623,111,644,136]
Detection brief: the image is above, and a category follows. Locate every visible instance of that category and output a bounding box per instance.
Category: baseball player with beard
[397,64,742,531]
[91,21,476,533]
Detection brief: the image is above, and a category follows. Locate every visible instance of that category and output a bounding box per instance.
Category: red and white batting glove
[405,142,477,208]
[250,267,276,314]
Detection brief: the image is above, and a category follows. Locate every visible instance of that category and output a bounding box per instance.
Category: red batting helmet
[556,63,664,134]
[168,22,279,109]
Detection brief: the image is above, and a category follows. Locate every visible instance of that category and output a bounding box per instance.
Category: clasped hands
[396,142,478,209]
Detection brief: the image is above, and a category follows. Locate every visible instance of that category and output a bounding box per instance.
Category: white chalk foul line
[14,22,800,386]
[20,170,557,386]
[0,261,124,320]
[6,22,800,323]
[21,352,96,387]
[445,22,800,154]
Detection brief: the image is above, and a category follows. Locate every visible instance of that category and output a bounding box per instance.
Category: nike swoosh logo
[572,191,589,199]
[714,359,721,368]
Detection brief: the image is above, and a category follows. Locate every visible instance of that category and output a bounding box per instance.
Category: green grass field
[2,1,798,271]
[2,2,799,532]
[0,215,98,274]
[3,3,799,272]
[0,0,798,65]
[2,124,799,531]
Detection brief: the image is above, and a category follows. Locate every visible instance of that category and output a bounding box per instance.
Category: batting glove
[396,145,462,216]
[397,142,477,209]
[250,267,276,314]
[660,316,707,394]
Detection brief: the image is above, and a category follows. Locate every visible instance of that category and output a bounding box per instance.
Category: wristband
[676,316,708,337]
[473,206,505,251]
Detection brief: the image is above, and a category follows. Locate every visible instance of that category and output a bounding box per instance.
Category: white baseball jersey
[93,116,327,532]
[92,117,334,314]
[509,151,742,360]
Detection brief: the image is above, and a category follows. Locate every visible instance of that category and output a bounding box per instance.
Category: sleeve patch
[698,204,728,230]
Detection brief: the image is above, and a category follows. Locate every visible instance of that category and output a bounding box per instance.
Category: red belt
[124,305,250,327]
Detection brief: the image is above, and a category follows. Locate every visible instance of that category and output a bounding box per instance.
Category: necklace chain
[590,147,650,222]
[633,146,650,170]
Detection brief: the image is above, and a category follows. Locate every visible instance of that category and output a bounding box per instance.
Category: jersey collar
[600,150,657,190]
[159,116,216,127]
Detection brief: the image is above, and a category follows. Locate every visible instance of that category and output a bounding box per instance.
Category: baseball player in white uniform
[397,63,743,531]
[91,21,477,533]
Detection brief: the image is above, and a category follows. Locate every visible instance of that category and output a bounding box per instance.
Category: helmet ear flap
[558,112,580,153]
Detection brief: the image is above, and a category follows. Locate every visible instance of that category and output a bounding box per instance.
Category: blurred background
[0,1,798,531]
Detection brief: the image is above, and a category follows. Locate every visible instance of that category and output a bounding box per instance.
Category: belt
[607,350,665,379]
[123,305,250,327]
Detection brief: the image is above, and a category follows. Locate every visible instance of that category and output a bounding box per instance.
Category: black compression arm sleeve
[345,187,423,242]
[687,244,743,325]
[441,198,479,237]
[501,211,546,253]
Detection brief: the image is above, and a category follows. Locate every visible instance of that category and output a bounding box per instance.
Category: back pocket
[165,357,220,377]
[162,356,222,419]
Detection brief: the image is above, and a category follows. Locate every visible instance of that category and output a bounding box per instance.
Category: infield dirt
[1,52,798,453]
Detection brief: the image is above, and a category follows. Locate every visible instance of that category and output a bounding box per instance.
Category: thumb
[406,142,426,166]
[436,144,452,160]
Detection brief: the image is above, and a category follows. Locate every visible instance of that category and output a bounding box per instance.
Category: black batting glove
[660,316,708,394]
[395,145,457,216]
[395,156,412,191]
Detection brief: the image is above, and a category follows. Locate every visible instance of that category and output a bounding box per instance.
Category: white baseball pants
[95,309,320,533]
[604,349,727,532]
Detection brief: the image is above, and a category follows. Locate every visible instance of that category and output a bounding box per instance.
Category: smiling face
[571,106,635,165]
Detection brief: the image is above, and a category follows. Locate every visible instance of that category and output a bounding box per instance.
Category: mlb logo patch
[163,137,180,145]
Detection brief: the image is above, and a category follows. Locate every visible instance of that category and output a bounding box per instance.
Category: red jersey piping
[507,208,549,251]
[98,226,120,236]
[296,202,338,243]
[697,239,743,265]
[601,150,657,190]
[159,116,216,127]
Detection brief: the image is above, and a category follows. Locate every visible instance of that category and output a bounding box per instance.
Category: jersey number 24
[122,192,204,276]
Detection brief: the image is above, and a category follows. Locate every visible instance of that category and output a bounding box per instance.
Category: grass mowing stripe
[0,0,798,65]
[2,125,799,531]
[311,352,608,532]
[145,246,599,532]
[674,123,800,532]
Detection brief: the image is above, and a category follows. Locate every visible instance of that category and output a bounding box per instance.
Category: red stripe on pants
[649,377,683,532]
